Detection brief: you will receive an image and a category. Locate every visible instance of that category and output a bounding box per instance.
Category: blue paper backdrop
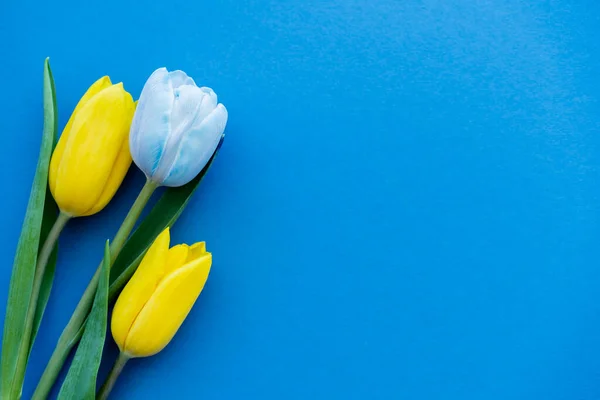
[2,0,600,399]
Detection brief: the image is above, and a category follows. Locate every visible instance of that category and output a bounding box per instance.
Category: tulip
[129,67,228,187]
[98,228,211,399]
[112,227,211,357]
[49,76,135,217]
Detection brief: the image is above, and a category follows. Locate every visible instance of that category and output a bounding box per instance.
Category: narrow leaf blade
[108,135,224,298]
[31,62,60,350]
[0,58,57,397]
[57,242,111,400]
[30,188,59,352]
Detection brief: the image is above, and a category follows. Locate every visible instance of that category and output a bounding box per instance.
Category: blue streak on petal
[153,85,208,183]
[129,67,174,180]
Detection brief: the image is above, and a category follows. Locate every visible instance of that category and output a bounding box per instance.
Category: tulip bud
[49,77,135,217]
[129,67,228,187]
[111,228,211,357]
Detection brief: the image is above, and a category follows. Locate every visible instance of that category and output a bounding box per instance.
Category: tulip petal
[187,242,206,262]
[164,244,189,276]
[111,228,170,351]
[171,86,216,135]
[130,67,173,179]
[82,96,135,216]
[168,70,196,88]
[152,85,212,183]
[123,253,212,357]
[161,104,228,187]
[52,84,134,216]
[49,76,111,196]
[195,87,218,122]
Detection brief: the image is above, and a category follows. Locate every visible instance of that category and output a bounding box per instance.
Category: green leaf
[30,188,59,353]
[108,135,225,300]
[31,61,60,351]
[0,58,57,398]
[57,242,111,400]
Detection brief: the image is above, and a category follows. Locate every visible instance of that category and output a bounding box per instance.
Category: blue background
[2,0,600,399]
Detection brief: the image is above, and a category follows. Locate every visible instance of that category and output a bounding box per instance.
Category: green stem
[9,211,70,398]
[32,180,157,400]
[97,352,129,400]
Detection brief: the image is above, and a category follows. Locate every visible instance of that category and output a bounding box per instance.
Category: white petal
[130,67,174,179]
[171,86,214,135]
[152,85,210,183]
[161,104,228,187]
[196,87,218,122]
[168,70,196,88]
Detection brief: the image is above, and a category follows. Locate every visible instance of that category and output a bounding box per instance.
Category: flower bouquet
[0,59,227,399]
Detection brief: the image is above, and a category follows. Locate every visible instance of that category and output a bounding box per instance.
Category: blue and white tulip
[130,68,228,187]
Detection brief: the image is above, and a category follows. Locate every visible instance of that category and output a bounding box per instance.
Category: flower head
[111,228,212,357]
[130,68,227,187]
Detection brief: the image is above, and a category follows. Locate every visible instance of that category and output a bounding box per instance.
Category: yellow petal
[111,228,170,351]
[52,83,134,216]
[81,97,135,216]
[49,76,112,195]
[123,252,212,357]
[164,244,189,276]
[187,242,206,262]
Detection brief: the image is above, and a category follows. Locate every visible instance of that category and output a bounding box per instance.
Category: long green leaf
[108,135,225,299]
[0,58,57,398]
[57,242,110,400]
[30,188,59,353]
[31,64,60,351]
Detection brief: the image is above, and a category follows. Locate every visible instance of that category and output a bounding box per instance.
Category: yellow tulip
[111,227,212,357]
[49,76,135,217]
